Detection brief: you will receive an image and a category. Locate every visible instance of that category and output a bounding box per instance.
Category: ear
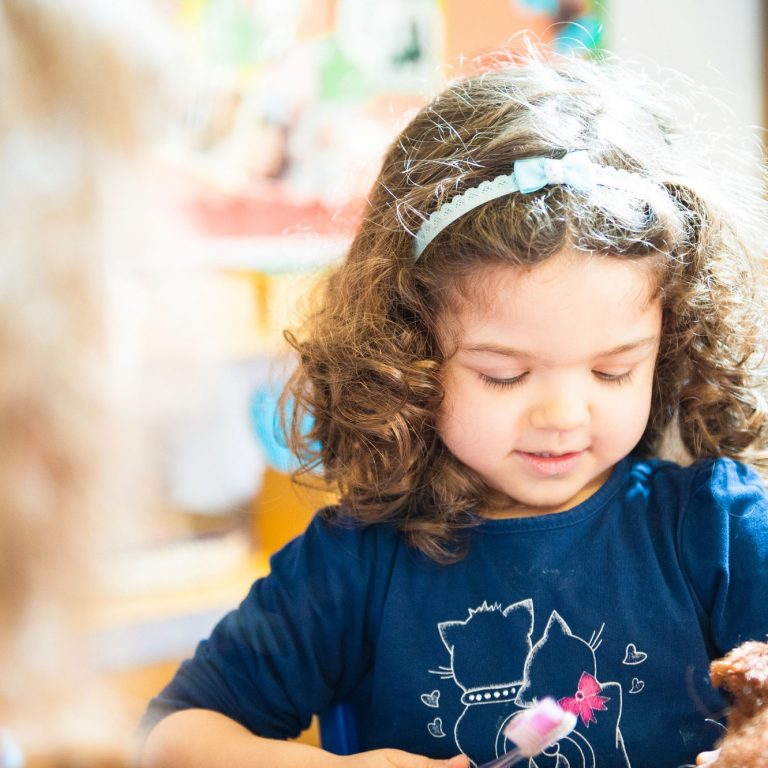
[503,598,534,639]
[438,620,463,652]
[541,610,571,641]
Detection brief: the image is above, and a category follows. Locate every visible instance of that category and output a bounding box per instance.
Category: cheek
[438,390,477,445]
[596,371,655,436]
[438,372,512,445]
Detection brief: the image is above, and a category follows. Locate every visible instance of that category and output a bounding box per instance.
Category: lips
[523,449,584,458]
[516,449,584,477]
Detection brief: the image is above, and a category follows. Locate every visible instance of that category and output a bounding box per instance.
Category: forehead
[451,251,661,358]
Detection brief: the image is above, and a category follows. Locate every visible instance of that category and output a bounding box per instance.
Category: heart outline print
[629,677,644,694]
[420,690,440,708]
[622,643,647,665]
[428,717,446,738]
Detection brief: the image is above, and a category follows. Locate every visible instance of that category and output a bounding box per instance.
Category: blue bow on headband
[513,150,596,194]
[412,149,610,260]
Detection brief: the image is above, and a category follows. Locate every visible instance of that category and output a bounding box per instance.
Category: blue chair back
[319,702,360,755]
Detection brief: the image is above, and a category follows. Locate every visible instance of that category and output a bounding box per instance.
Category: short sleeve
[141,513,393,739]
[680,458,768,655]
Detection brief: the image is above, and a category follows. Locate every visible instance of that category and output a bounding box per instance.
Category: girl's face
[438,249,662,518]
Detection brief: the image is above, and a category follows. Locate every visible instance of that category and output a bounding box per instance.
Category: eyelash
[479,370,634,389]
[593,370,634,386]
[479,373,528,390]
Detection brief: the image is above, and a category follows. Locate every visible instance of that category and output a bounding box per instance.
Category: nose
[529,389,590,432]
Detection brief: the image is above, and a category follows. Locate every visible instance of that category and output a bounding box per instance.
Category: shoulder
[269,507,403,580]
[264,509,405,642]
[657,457,768,561]
[305,506,402,551]
[626,455,768,512]
[683,457,767,519]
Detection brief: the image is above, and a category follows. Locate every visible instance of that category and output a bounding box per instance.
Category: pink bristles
[502,698,577,757]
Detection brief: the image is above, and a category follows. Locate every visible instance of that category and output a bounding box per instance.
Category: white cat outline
[515,611,630,768]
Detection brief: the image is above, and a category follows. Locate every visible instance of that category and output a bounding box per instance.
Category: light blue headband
[412,150,627,261]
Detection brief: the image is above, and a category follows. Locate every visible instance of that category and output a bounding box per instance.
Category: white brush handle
[475,747,525,768]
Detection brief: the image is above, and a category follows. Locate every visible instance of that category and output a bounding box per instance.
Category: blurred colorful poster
[166,0,603,235]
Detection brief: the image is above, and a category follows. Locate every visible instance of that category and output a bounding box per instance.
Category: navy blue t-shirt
[143,457,768,767]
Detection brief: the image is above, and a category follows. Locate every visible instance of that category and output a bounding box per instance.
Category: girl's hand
[341,750,469,768]
[695,749,720,766]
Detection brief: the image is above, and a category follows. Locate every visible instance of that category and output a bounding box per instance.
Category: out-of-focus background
[16,0,764,753]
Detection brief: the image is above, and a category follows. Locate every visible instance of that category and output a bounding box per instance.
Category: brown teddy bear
[709,640,768,768]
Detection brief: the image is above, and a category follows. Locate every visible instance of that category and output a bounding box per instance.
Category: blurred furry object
[0,0,166,639]
[0,0,178,760]
[710,641,768,768]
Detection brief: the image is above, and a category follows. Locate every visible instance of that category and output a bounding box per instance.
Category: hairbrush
[476,698,577,768]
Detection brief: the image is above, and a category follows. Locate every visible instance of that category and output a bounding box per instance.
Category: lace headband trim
[412,151,637,261]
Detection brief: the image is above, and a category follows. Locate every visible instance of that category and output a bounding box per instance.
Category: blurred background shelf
[189,234,349,272]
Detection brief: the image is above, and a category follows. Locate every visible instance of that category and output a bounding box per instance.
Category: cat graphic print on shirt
[429,601,633,767]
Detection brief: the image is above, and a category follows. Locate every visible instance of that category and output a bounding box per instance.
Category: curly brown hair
[285,50,768,562]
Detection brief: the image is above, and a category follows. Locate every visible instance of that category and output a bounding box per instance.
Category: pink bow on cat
[558,672,610,727]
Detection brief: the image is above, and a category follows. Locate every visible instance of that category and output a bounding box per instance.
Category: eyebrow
[461,336,659,360]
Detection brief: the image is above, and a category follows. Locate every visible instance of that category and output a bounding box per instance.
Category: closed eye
[593,370,633,385]
[479,372,529,389]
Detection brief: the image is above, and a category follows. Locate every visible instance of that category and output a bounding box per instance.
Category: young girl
[140,51,768,768]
